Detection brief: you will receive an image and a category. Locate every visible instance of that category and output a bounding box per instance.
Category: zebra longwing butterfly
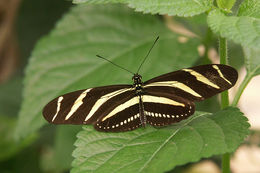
[42,38,238,132]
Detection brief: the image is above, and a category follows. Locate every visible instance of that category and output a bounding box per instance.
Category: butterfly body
[43,64,238,132]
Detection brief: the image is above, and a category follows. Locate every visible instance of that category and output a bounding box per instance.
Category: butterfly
[42,37,238,132]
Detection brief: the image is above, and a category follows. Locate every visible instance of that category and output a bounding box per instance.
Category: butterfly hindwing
[42,85,132,124]
[142,91,195,127]
[144,64,238,101]
[94,93,142,132]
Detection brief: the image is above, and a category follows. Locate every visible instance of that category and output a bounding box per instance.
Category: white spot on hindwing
[101,113,140,130]
[145,111,184,120]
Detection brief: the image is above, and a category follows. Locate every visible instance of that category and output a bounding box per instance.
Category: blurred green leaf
[40,126,81,172]
[237,0,260,18]
[0,77,36,161]
[15,4,200,140]
[0,77,22,117]
[207,9,260,49]
[0,115,35,161]
[216,0,236,12]
[40,146,57,172]
[0,144,42,173]
[72,107,249,173]
[73,0,214,17]
[54,126,82,171]
[17,0,71,67]
[175,13,208,37]
[228,42,245,70]
[231,46,260,106]
[244,47,260,76]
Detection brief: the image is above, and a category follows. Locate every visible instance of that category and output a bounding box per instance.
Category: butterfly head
[132,74,142,86]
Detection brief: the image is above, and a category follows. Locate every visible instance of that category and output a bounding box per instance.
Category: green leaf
[0,77,22,117]
[216,0,236,12]
[244,47,260,76]
[230,0,260,107]
[237,0,260,18]
[72,107,249,173]
[73,0,214,17]
[231,47,260,106]
[0,77,36,161]
[40,126,82,172]
[15,4,200,140]
[73,0,124,3]
[207,9,260,49]
[175,13,208,37]
[53,126,82,171]
[0,115,36,161]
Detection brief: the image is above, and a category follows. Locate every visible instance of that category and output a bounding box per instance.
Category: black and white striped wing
[94,94,143,132]
[142,92,195,127]
[42,85,133,125]
[144,64,238,102]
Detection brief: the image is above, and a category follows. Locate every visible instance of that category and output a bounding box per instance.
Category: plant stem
[231,73,252,106]
[219,37,229,109]
[219,37,230,173]
[202,28,213,63]
[222,153,231,173]
[219,37,227,67]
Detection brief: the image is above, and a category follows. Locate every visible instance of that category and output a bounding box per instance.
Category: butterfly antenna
[136,36,159,74]
[96,55,135,75]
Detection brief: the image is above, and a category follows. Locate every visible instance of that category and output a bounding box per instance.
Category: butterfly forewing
[42,85,132,124]
[144,64,238,101]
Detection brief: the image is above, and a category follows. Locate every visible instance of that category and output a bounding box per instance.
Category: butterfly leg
[138,95,146,127]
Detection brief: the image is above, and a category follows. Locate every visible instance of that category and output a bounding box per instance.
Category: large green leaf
[15,4,200,140]
[237,0,260,18]
[207,9,260,49]
[72,107,249,173]
[73,0,214,17]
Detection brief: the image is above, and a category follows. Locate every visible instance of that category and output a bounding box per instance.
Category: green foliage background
[1,0,259,172]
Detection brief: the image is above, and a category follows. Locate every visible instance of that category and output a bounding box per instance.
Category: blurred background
[0,0,259,172]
